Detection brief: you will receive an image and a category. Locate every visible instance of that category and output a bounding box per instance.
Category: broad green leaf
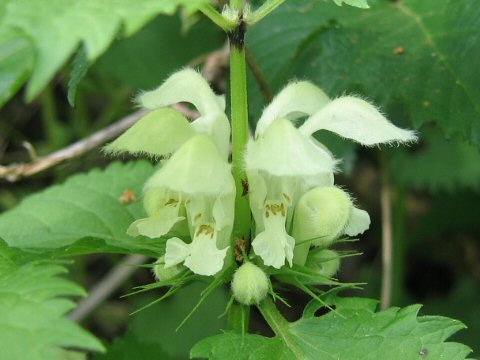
[0,0,209,106]
[0,245,104,360]
[191,333,293,360]
[0,28,34,105]
[193,297,472,360]
[390,128,480,192]
[0,161,160,255]
[247,0,480,147]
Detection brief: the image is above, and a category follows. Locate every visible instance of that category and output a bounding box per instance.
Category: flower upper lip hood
[137,68,231,160]
[246,81,417,269]
[105,69,230,161]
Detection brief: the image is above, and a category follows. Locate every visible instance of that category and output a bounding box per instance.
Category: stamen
[195,224,215,238]
[165,198,179,206]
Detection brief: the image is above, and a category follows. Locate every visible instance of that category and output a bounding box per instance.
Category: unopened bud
[306,249,340,278]
[231,262,269,305]
[153,257,183,282]
[292,186,351,249]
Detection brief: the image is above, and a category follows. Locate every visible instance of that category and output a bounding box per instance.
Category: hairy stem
[199,4,236,31]
[227,302,250,334]
[230,0,244,10]
[228,12,251,332]
[230,30,251,242]
[257,298,302,357]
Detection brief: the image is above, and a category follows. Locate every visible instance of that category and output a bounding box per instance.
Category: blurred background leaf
[0,0,210,106]
[96,282,228,360]
[247,0,480,147]
[0,161,159,255]
[0,242,104,359]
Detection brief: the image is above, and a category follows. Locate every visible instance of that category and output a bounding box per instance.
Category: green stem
[257,298,302,357]
[199,4,236,31]
[248,0,286,24]
[41,86,67,149]
[380,151,393,309]
[230,38,251,242]
[230,0,244,10]
[227,302,250,334]
[392,184,406,305]
[227,14,251,333]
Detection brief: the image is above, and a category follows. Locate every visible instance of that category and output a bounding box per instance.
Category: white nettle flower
[129,135,235,276]
[105,68,230,160]
[246,81,417,269]
[138,68,230,160]
[105,69,235,276]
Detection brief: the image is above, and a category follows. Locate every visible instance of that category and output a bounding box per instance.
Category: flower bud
[292,186,352,249]
[231,262,269,305]
[153,257,183,282]
[305,249,340,278]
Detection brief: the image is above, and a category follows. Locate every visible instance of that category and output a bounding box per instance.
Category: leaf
[191,333,293,360]
[0,0,209,106]
[94,14,223,90]
[0,245,104,360]
[247,0,480,147]
[389,127,480,192]
[0,28,34,105]
[67,46,89,106]
[0,161,161,255]
[193,297,472,360]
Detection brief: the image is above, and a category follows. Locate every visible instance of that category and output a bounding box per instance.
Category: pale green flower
[246,81,417,269]
[106,69,235,276]
[129,134,235,276]
[105,69,230,160]
[138,68,230,159]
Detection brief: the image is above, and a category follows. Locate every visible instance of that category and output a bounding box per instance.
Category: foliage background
[0,0,479,358]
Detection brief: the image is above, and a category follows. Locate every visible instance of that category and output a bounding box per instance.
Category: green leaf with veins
[0,161,161,255]
[0,245,104,360]
[0,0,208,106]
[192,297,472,360]
[247,0,480,147]
[389,127,480,192]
